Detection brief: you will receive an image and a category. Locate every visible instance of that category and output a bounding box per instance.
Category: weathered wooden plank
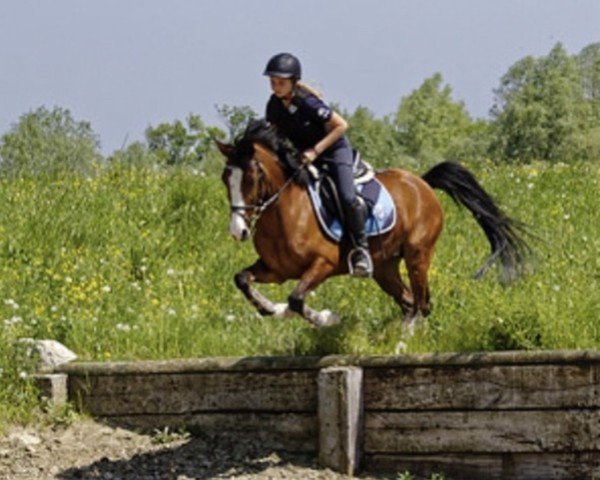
[355,349,600,368]
[69,370,317,416]
[364,364,600,410]
[55,350,600,376]
[104,412,317,452]
[364,410,600,453]
[363,452,600,480]
[58,355,329,375]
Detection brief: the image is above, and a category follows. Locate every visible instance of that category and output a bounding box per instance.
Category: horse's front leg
[234,260,293,318]
[288,258,340,327]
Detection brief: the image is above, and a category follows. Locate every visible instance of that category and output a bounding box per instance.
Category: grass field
[0,159,598,426]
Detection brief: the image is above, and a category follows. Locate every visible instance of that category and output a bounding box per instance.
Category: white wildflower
[116,323,131,332]
[166,268,176,276]
[19,371,28,379]
[166,308,177,317]
[102,285,111,293]
[225,314,235,322]
[4,299,19,310]
[4,316,23,327]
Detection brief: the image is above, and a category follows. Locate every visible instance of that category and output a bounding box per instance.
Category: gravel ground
[0,420,392,480]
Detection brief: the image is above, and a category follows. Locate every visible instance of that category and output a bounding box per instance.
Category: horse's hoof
[272,303,294,318]
[314,309,341,327]
[403,313,423,336]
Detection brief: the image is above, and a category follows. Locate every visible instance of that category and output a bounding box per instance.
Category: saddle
[306,151,396,243]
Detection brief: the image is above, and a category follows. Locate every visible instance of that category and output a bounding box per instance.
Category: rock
[19,338,77,370]
[8,432,41,448]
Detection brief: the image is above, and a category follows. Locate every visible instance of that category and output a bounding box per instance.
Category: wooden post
[32,373,68,406]
[318,366,363,475]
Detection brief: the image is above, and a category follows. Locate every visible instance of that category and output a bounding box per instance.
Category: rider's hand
[301,148,318,164]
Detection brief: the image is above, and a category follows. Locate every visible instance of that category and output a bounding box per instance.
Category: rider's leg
[328,148,373,277]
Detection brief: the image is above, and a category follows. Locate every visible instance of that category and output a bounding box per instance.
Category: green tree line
[1,42,599,177]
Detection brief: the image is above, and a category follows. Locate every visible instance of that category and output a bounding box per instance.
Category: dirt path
[0,420,390,480]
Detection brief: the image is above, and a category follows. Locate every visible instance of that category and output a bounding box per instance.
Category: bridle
[226,159,300,232]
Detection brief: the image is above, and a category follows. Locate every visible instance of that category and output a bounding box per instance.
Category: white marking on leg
[320,309,341,326]
[311,309,341,327]
[272,303,294,318]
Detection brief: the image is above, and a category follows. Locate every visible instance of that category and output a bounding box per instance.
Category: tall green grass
[0,160,598,426]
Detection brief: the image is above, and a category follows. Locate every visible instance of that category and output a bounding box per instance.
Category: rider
[263,52,373,278]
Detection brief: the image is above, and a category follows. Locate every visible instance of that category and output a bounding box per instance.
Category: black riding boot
[344,198,373,278]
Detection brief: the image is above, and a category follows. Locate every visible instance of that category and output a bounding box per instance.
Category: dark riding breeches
[322,146,356,206]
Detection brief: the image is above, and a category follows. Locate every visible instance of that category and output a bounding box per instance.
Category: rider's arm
[302,111,348,163]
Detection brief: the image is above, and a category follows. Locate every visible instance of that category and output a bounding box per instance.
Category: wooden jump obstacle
[43,350,600,479]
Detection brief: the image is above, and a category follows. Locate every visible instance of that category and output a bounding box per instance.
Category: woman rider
[263,52,373,278]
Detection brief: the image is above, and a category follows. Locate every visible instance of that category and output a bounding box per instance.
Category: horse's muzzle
[229,212,250,242]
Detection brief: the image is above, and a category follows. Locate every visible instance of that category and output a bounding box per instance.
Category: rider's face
[269,76,294,100]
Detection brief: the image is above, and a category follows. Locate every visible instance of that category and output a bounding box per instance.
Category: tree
[577,42,600,127]
[394,73,473,160]
[344,106,407,168]
[108,141,157,167]
[145,114,224,166]
[215,105,258,141]
[491,43,585,162]
[0,106,102,177]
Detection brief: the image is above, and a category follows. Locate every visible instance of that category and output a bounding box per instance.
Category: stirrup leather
[347,246,373,278]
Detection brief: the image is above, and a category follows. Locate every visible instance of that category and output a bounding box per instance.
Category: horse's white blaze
[228,167,250,241]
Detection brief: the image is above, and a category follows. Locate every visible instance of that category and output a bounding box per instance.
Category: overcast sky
[1,1,599,154]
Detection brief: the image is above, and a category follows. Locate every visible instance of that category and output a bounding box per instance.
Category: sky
[1,1,599,154]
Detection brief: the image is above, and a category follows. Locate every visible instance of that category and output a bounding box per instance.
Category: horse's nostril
[240,229,250,241]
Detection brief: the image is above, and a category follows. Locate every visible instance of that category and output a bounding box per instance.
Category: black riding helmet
[263,53,301,79]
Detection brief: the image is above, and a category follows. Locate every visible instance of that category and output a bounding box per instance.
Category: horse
[216,120,530,330]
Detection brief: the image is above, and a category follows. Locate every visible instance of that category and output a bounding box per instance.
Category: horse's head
[216,120,295,241]
[216,119,305,241]
[217,138,266,241]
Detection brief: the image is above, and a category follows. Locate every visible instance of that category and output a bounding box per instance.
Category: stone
[19,338,77,370]
[8,432,41,448]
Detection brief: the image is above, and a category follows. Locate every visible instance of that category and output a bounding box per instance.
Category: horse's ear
[215,140,234,158]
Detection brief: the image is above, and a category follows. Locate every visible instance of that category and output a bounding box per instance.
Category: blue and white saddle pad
[307,176,397,243]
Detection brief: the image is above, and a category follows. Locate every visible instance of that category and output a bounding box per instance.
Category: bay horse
[216,121,530,330]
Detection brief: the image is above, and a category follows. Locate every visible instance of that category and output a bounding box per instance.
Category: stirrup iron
[347,246,373,278]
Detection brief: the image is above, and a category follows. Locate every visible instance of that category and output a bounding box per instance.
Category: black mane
[231,119,303,178]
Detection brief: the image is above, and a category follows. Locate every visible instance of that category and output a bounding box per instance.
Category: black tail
[422,161,532,283]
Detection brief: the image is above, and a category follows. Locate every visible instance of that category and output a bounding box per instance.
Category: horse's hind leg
[373,257,414,316]
[404,245,434,324]
[234,260,292,318]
